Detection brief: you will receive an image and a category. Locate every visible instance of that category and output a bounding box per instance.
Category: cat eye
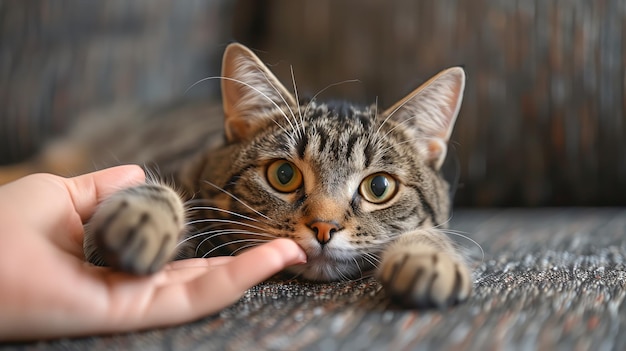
[359,173,398,204]
[266,160,303,193]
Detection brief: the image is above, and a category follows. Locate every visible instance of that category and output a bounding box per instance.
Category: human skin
[0,165,306,341]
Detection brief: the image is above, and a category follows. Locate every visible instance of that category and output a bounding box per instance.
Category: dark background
[1,0,625,207]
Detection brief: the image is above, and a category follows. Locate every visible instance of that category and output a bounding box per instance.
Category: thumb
[64,165,145,222]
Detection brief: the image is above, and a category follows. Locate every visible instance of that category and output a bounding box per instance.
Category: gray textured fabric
[3,208,626,350]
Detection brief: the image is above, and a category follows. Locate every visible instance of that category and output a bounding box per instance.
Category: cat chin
[285,240,370,281]
[285,257,364,282]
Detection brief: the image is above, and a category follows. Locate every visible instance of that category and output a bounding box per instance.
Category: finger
[156,255,263,290]
[216,239,306,292]
[140,239,306,324]
[64,165,145,221]
[164,257,235,271]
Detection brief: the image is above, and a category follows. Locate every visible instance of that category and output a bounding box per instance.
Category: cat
[60,43,472,308]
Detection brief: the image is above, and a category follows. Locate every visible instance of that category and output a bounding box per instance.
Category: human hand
[0,165,306,341]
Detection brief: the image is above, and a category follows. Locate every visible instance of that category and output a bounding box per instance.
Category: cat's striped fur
[72,43,471,308]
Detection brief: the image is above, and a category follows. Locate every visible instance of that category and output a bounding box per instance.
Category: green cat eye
[359,173,398,204]
[266,160,303,193]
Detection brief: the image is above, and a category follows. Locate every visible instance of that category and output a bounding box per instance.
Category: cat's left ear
[221,43,297,142]
[383,67,465,170]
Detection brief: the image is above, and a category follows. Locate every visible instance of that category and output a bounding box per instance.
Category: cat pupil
[277,163,294,185]
[370,175,389,197]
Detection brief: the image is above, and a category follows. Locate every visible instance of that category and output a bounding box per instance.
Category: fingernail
[297,250,308,264]
[279,239,307,265]
[288,247,307,265]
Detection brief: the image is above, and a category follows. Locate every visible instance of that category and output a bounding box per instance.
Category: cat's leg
[84,183,186,275]
[378,229,472,308]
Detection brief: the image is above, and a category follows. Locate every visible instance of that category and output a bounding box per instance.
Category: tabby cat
[78,43,471,308]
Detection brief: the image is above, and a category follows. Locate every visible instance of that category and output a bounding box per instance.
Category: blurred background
[1,0,625,207]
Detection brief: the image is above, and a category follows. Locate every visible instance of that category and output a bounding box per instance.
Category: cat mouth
[307,251,351,264]
[301,243,354,263]
[290,246,372,281]
[289,257,369,282]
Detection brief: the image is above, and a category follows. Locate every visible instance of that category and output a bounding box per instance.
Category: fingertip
[89,164,146,199]
[106,164,146,187]
[213,239,307,295]
[263,239,307,265]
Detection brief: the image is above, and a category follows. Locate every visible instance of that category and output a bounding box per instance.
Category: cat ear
[221,43,297,142]
[382,67,465,169]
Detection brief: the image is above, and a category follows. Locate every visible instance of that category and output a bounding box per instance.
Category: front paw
[378,248,472,308]
[85,185,185,275]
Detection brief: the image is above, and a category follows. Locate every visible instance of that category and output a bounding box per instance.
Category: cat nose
[307,220,340,245]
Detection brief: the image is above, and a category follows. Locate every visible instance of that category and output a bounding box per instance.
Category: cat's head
[202,43,465,281]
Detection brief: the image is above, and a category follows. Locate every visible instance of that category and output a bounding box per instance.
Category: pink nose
[308,220,340,245]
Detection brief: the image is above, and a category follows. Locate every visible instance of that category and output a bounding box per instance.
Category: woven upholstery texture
[3,209,625,350]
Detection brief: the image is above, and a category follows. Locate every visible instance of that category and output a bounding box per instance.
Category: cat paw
[85,185,185,275]
[378,249,472,308]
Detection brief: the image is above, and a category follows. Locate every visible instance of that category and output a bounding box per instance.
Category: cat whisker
[184,199,272,224]
[380,117,413,140]
[202,238,271,258]
[431,213,455,231]
[186,206,261,223]
[302,79,361,119]
[420,213,484,264]
[374,86,428,137]
[186,217,259,227]
[194,229,276,257]
[289,65,305,138]
[178,227,275,248]
[184,197,227,206]
[185,75,297,145]
[351,271,376,282]
[361,252,382,269]
[230,242,263,256]
[104,151,122,170]
[257,67,301,141]
[198,228,277,241]
[373,96,379,119]
[283,266,305,282]
[142,163,162,183]
[367,251,382,263]
[186,218,267,233]
[352,256,364,280]
[202,180,275,223]
[379,116,434,145]
[333,265,352,283]
[90,159,101,173]
[439,229,485,264]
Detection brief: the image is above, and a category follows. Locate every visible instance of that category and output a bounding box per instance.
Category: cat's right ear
[221,43,297,142]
